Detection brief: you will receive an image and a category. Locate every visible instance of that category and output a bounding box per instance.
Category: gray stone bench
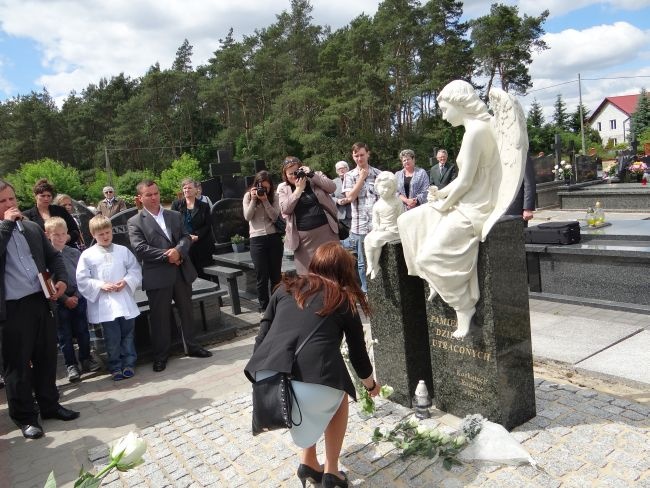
[203,265,244,315]
[90,278,234,364]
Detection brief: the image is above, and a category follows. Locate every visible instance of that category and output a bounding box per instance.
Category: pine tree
[632,88,650,142]
[527,99,544,128]
[569,103,590,133]
[552,94,569,131]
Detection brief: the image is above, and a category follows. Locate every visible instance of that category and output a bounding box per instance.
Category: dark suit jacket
[506,156,536,216]
[170,198,214,269]
[429,162,458,189]
[23,204,81,248]
[127,208,197,291]
[244,286,373,400]
[0,220,68,320]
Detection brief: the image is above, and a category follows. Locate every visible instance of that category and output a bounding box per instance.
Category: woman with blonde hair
[245,242,380,487]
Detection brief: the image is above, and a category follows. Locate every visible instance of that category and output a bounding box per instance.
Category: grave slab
[576,330,650,385]
[530,314,642,364]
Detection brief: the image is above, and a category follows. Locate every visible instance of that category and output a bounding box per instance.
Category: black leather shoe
[41,405,80,421]
[187,347,212,358]
[153,360,167,372]
[18,422,44,439]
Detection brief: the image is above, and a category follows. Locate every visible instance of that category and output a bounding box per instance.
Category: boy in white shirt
[76,215,142,381]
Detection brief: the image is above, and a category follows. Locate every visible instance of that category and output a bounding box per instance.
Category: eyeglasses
[283,157,300,165]
[105,191,114,194]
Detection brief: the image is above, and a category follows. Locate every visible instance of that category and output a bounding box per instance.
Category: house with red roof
[588,94,640,146]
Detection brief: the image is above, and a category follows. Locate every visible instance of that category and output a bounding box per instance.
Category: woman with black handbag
[245,242,381,488]
[243,171,284,314]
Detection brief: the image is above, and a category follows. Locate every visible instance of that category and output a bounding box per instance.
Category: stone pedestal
[427,218,536,430]
[368,240,433,407]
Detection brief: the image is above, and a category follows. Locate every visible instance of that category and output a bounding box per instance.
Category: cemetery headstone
[220,175,246,199]
[426,218,536,430]
[71,199,98,246]
[210,150,242,177]
[574,155,598,182]
[110,208,138,252]
[368,241,433,407]
[201,178,222,205]
[210,198,249,245]
[533,154,555,183]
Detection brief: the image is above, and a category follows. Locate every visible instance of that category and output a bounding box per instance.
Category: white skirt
[255,370,346,448]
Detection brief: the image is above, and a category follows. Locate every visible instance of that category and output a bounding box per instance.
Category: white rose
[110,432,147,470]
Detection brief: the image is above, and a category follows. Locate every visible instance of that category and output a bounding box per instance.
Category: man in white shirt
[127,180,212,372]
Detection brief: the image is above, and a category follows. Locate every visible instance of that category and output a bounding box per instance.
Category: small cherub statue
[365,171,403,279]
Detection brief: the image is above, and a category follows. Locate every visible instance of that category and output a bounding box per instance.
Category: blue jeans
[101,317,137,373]
[350,232,367,293]
[56,296,91,367]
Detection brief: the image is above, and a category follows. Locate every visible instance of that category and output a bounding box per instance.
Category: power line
[105,142,222,151]
[526,74,650,96]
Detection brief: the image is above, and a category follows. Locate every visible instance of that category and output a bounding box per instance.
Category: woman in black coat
[23,179,81,248]
[245,242,381,488]
[171,178,214,278]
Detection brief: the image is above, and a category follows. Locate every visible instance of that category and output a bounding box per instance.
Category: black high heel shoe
[322,471,348,488]
[297,464,324,487]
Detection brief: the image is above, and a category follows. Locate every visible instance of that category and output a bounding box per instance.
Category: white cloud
[0,0,380,101]
[531,22,648,79]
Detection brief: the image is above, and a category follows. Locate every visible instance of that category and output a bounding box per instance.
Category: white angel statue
[397,80,527,338]
[365,171,403,279]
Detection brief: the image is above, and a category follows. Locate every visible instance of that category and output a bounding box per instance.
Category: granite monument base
[427,218,536,430]
[368,240,433,407]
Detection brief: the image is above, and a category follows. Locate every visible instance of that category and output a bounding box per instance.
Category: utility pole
[578,73,587,154]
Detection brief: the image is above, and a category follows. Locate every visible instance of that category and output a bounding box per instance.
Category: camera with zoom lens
[255,184,267,196]
[293,168,314,179]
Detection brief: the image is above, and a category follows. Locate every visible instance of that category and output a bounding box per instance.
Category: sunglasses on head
[283,158,301,165]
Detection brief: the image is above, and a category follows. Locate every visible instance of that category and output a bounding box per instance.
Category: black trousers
[2,293,60,424]
[146,269,197,361]
[249,233,284,311]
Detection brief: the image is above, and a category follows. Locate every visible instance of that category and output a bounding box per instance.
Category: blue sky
[0,0,649,118]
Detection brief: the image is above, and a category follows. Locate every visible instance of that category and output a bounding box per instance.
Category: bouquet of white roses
[552,160,573,180]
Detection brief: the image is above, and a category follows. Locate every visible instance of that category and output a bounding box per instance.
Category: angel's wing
[480,88,529,241]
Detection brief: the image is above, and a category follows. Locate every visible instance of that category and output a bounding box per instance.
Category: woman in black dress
[171,178,213,278]
[23,179,80,248]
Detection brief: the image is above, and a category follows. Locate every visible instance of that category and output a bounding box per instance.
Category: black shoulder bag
[251,315,329,436]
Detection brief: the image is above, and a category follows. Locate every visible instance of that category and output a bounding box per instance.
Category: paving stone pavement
[89,377,650,488]
[2,286,649,487]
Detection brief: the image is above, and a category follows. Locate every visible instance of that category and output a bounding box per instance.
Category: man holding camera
[341,143,381,293]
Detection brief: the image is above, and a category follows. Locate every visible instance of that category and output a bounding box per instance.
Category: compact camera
[255,184,267,196]
[293,169,314,179]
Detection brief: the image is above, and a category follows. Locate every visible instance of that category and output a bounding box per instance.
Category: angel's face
[439,100,462,126]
